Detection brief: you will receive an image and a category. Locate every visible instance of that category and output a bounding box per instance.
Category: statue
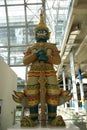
[12,10,72,127]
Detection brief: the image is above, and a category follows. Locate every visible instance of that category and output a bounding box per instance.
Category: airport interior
[0,0,87,130]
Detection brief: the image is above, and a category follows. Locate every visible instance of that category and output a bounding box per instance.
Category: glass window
[0,7,6,26]
[6,0,24,4]
[26,4,42,24]
[7,6,25,26]
[10,27,26,45]
[0,47,8,64]
[10,47,26,65]
[0,0,4,5]
[0,28,8,46]
[26,0,42,3]
[11,66,26,81]
[0,0,73,67]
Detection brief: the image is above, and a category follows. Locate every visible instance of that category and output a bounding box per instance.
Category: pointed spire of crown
[40,9,44,25]
[35,9,49,32]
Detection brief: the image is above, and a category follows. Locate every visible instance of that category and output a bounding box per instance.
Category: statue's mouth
[37,33,46,37]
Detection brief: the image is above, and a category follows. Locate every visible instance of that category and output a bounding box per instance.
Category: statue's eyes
[36,30,48,35]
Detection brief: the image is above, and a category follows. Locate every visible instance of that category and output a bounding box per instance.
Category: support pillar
[69,50,78,112]
[68,78,72,107]
[78,68,85,110]
[62,67,67,108]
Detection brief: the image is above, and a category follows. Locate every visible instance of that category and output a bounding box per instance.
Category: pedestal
[7,122,80,130]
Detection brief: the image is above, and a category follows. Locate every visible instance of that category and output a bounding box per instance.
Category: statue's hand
[36,50,46,57]
[38,55,48,62]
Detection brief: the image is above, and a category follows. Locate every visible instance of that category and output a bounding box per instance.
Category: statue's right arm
[23,48,37,66]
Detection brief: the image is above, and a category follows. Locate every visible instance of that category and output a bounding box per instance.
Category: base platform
[7,122,80,130]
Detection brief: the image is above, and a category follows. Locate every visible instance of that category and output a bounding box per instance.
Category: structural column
[69,50,78,112]
[62,67,67,108]
[67,77,72,107]
[78,67,85,110]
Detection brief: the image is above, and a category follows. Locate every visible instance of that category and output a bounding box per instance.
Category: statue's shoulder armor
[32,43,42,50]
[45,42,57,50]
[28,42,57,50]
[27,43,38,50]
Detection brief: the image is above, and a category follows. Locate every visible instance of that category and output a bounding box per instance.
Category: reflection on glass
[10,47,25,65]
[46,0,72,49]
[0,0,4,5]
[6,0,24,4]
[26,4,42,24]
[26,0,42,3]
[9,26,35,45]
[10,27,26,45]
[7,6,25,25]
[0,7,6,26]
[0,0,73,65]
[15,106,22,123]
[11,66,26,80]
[0,28,8,46]
[0,48,8,63]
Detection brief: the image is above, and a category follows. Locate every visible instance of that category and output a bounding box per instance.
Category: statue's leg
[26,76,40,121]
[46,76,60,122]
[30,105,38,121]
[48,104,57,122]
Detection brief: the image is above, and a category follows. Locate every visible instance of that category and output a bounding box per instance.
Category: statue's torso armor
[27,42,58,77]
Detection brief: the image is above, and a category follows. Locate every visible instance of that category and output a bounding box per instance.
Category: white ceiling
[59,0,87,79]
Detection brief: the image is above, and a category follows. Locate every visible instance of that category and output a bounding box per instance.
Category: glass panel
[26,4,42,24]
[27,0,42,3]
[60,0,71,8]
[6,0,24,4]
[0,0,4,5]
[9,26,36,46]
[0,28,8,46]
[46,0,73,49]
[10,27,26,45]
[0,7,7,26]
[10,47,26,65]
[59,9,68,16]
[10,28,16,45]
[11,66,26,81]
[46,0,57,42]
[15,106,22,123]
[28,25,35,43]
[0,47,8,64]
[7,6,25,26]
[0,0,73,67]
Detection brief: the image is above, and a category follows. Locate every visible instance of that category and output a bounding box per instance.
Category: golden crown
[35,10,49,32]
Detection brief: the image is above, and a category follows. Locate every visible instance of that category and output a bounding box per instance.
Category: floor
[9,106,87,130]
[57,107,87,130]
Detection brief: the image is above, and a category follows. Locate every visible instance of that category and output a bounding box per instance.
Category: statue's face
[35,29,49,42]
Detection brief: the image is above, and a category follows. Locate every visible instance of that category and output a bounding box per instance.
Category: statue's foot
[50,115,66,127]
[21,116,38,127]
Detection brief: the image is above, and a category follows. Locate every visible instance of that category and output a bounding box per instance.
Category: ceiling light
[71,25,80,35]
[69,34,77,39]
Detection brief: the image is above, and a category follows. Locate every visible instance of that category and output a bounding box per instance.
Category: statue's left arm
[23,47,37,66]
[47,44,61,65]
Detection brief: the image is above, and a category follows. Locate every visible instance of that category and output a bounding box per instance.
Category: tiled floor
[75,122,86,130]
[8,107,87,130]
[57,107,87,130]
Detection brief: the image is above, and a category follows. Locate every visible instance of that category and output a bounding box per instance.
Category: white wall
[0,59,17,130]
